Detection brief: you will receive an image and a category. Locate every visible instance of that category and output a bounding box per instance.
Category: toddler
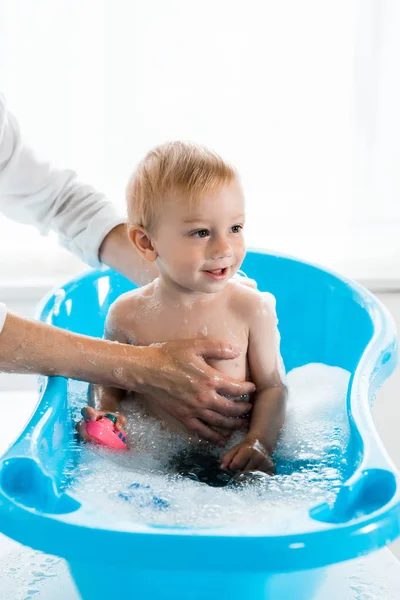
[81,142,287,485]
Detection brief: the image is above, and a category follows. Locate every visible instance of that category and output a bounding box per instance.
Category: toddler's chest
[137,310,246,345]
[129,307,249,380]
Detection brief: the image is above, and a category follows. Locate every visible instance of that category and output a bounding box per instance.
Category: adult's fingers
[208,394,252,418]
[195,339,241,361]
[201,409,248,430]
[185,417,226,445]
[215,375,256,399]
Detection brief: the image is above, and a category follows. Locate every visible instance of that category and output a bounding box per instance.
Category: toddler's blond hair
[126,141,236,231]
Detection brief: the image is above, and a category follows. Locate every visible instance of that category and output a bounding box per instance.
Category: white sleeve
[0,93,125,267]
[0,303,6,334]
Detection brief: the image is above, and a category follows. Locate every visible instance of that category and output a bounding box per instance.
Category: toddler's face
[153,178,246,294]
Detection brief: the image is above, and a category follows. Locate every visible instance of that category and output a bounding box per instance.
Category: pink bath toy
[85,414,128,450]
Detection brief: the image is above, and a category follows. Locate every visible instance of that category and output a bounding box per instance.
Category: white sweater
[0,94,125,334]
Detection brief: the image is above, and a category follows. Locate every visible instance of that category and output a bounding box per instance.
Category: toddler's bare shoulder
[226,281,277,320]
[105,282,157,330]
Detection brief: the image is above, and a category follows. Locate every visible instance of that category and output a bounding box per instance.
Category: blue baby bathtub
[0,250,399,600]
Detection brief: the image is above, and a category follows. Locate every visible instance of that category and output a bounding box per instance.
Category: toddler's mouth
[203,267,229,280]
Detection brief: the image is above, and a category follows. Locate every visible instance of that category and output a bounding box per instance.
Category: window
[0,1,397,284]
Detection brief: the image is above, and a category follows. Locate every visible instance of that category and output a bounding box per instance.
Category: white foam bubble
[277,363,350,462]
[68,363,351,533]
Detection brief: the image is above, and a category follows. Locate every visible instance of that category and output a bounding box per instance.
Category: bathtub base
[68,562,325,600]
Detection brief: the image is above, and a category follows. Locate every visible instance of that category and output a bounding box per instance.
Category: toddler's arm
[221,293,287,473]
[77,303,129,441]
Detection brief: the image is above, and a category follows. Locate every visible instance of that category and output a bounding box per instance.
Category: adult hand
[99,224,158,285]
[126,339,255,445]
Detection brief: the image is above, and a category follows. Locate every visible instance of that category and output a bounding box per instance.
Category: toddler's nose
[210,237,233,260]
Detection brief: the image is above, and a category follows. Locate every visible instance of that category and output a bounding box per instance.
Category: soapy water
[65,364,351,532]
[4,364,400,600]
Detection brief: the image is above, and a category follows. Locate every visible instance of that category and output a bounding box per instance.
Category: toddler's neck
[155,275,227,308]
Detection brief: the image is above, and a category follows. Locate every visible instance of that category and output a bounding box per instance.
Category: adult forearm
[1,311,258,444]
[0,310,148,387]
[99,223,158,285]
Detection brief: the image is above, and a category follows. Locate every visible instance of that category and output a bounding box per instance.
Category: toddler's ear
[128,226,158,262]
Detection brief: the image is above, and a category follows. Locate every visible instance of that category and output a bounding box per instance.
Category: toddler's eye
[192,229,210,238]
[231,225,243,233]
